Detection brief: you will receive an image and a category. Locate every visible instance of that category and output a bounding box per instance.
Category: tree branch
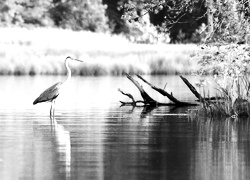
[125,73,158,106]
[136,74,197,106]
[119,73,198,107]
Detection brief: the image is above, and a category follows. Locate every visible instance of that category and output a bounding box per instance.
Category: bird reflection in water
[52,121,71,180]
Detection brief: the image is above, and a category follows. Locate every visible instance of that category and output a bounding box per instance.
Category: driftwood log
[119,73,217,107]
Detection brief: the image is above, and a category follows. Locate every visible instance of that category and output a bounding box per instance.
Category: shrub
[194,44,250,118]
[49,0,109,32]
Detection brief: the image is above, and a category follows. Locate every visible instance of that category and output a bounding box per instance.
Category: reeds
[190,43,250,119]
[0,27,199,76]
[198,75,250,118]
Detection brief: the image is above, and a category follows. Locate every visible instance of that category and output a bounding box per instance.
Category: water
[0,75,250,180]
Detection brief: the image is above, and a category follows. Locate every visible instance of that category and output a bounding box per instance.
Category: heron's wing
[33,82,62,105]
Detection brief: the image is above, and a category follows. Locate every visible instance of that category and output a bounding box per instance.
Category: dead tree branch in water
[180,75,204,102]
[125,73,158,106]
[179,75,222,102]
[136,74,195,106]
[119,73,197,107]
[118,89,145,106]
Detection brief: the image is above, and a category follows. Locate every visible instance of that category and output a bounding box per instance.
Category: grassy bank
[0,27,199,76]
[193,75,250,119]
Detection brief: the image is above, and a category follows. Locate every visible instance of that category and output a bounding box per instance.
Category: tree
[19,0,53,26]
[0,0,23,26]
[122,0,207,43]
[49,0,109,32]
[206,0,213,36]
[102,0,128,33]
[0,0,110,32]
[0,0,53,27]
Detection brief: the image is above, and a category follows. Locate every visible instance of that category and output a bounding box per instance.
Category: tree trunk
[207,0,214,36]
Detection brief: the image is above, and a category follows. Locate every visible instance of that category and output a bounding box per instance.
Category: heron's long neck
[63,59,71,84]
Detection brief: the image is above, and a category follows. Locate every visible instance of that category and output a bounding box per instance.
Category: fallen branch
[118,89,135,104]
[180,75,204,101]
[136,74,196,106]
[125,73,159,106]
[118,89,145,106]
[180,75,223,101]
[119,73,198,107]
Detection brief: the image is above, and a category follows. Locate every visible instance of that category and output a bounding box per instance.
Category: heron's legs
[52,100,56,119]
[50,100,56,124]
[50,101,53,124]
[50,102,53,118]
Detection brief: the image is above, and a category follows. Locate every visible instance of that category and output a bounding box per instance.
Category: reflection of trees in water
[105,106,250,180]
[193,118,250,180]
[104,106,196,180]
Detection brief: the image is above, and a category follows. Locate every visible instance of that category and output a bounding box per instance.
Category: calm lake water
[0,75,250,180]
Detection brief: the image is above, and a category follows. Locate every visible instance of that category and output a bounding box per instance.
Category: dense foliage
[0,0,109,32]
[49,0,109,32]
[1,0,249,44]
[122,0,207,43]
[193,0,250,118]
[122,0,250,117]
[0,0,210,43]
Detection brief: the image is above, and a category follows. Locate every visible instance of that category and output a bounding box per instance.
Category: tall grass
[0,27,199,76]
[197,75,250,118]
[191,44,250,118]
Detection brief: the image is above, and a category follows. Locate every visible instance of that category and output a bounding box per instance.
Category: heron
[33,56,83,121]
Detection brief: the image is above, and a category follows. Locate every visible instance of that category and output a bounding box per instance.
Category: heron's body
[33,82,62,105]
[33,56,83,120]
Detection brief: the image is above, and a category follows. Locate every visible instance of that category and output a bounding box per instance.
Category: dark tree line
[0,0,248,43]
[104,0,208,43]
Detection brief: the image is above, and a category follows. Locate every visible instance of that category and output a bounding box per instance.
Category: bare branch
[125,73,158,105]
[180,75,204,101]
[136,74,197,106]
[118,89,135,103]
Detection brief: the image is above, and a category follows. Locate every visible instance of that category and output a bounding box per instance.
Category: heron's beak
[72,58,83,62]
